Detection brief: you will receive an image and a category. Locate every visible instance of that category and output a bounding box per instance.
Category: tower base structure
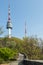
[8,28,11,38]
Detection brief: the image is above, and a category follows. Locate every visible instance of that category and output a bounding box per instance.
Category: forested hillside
[0,37,43,64]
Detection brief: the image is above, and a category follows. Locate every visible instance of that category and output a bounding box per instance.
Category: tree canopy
[0,36,43,63]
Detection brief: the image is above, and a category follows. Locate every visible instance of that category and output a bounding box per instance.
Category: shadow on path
[19,60,43,65]
[18,61,23,65]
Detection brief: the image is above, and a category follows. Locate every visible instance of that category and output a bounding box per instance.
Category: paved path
[0,61,18,65]
[9,61,23,65]
[9,61,19,65]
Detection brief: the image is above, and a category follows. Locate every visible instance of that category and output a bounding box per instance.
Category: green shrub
[0,47,18,62]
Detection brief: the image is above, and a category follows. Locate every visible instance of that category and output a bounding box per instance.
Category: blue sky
[0,0,43,39]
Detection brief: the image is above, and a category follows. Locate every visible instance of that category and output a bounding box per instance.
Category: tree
[22,37,41,59]
[0,27,3,35]
[0,47,18,61]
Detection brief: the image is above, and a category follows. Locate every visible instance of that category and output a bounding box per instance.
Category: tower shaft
[8,28,11,38]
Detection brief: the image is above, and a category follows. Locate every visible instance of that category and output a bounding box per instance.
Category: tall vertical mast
[8,0,11,23]
[25,21,27,37]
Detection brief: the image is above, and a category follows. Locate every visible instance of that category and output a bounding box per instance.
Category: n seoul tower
[6,2,12,38]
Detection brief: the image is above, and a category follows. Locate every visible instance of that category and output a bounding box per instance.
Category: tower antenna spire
[25,21,27,37]
[8,0,11,22]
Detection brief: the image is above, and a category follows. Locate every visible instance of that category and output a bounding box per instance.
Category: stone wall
[22,60,43,65]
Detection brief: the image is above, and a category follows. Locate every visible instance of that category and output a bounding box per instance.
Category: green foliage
[0,47,18,62]
[0,58,4,64]
[0,27,3,35]
[0,36,43,63]
[22,37,41,59]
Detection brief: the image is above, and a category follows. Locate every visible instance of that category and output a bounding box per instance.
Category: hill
[0,37,43,63]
